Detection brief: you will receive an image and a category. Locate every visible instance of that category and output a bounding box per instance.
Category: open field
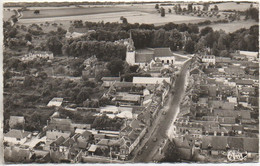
[200,20,258,33]
[3,10,15,21]
[19,10,206,26]
[21,7,128,19]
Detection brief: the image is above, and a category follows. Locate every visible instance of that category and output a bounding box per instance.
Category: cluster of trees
[92,114,124,131]
[62,40,126,61]
[245,7,259,21]
[197,25,259,56]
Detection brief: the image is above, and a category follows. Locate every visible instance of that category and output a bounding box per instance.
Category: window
[167,60,169,64]
[17,138,21,141]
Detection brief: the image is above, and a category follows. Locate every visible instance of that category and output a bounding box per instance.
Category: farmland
[21,7,128,19]
[3,10,15,21]
[199,20,258,33]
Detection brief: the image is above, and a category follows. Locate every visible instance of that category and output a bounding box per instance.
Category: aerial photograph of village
[2,0,259,164]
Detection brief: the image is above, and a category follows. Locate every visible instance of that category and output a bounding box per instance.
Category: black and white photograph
[2,0,259,164]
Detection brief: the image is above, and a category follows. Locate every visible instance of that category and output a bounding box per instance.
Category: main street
[132,58,192,162]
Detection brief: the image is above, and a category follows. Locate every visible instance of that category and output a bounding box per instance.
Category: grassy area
[3,10,15,21]
[199,20,258,33]
[21,7,128,19]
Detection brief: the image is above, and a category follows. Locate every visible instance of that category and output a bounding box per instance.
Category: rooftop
[4,129,31,139]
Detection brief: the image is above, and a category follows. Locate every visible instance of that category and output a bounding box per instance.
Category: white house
[47,97,63,107]
[201,55,215,65]
[239,51,259,61]
[4,129,31,145]
[22,51,54,61]
[133,77,171,86]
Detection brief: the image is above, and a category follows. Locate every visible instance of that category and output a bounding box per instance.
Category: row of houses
[170,54,259,162]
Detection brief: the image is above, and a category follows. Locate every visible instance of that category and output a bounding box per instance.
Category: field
[19,10,206,26]
[200,20,258,33]
[6,2,259,32]
[3,10,15,21]
[21,7,128,19]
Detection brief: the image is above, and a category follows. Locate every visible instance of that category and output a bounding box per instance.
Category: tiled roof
[135,53,154,63]
[213,109,251,119]
[243,137,259,153]
[114,82,133,88]
[81,130,92,139]
[154,48,173,57]
[202,136,228,150]
[133,77,170,84]
[4,129,31,139]
[101,77,120,82]
[50,136,65,146]
[235,79,254,85]
[47,118,72,131]
[4,146,32,162]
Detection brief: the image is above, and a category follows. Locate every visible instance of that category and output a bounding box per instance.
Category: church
[125,32,175,67]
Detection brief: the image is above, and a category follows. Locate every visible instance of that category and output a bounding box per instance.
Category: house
[9,116,25,129]
[101,77,121,88]
[49,135,83,163]
[22,51,54,61]
[47,97,63,107]
[172,136,194,160]
[213,109,251,119]
[201,136,259,156]
[215,57,232,63]
[235,79,254,87]
[201,55,215,65]
[202,116,236,124]
[209,100,236,110]
[224,66,245,76]
[4,129,31,145]
[133,77,171,86]
[4,146,35,163]
[114,94,141,106]
[77,130,93,149]
[46,118,73,140]
[126,47,175,66]
[239,50,258,61]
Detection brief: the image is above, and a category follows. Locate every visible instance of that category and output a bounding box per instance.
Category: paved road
[133,59,192,163]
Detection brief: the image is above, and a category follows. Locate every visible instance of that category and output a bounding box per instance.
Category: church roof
[135,53,154,63]
[154,48,173,57]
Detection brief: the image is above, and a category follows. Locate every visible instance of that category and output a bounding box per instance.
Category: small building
[133,77,171,86]
[101,77,121,88]
[9,116,25,129]
[239,50,258,61]
[22,51,54,61]
[4,146,35,163]
[201,55,215,65]
[47,97,63,107]
[4,129,31,145]
[46,118,73,140]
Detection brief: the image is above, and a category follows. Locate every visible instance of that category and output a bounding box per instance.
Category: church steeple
[127,30,135,52]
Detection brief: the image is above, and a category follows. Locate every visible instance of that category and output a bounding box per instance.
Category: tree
[107,59,124,76]
[184,40,195,53]
[214,5,219,12]
[161,7,165,17]
[155,4,159,9]
[76,87,92,104]
[25,33,32,41]
[120,16,128,24]
[34,10,40,14]
[46,36,62,55]
[12,17,18,23]
[200,26,213,36]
